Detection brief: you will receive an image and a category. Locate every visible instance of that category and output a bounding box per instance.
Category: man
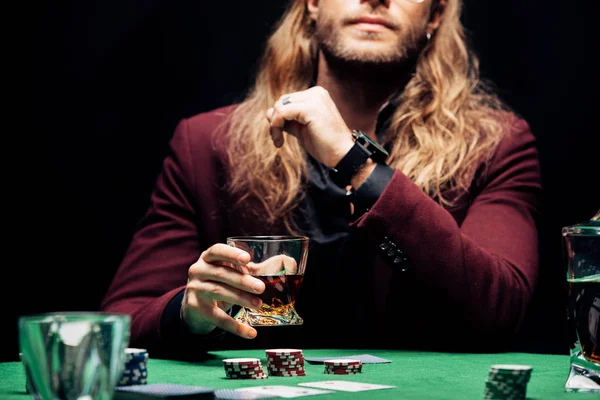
[101,0,541,359]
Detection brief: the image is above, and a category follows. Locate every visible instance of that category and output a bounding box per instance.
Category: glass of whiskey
[227,235,309,326]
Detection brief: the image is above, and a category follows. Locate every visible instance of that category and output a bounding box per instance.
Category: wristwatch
[329,130,389,188]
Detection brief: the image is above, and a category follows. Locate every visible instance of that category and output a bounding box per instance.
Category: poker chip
[265,349,306,377]
[324,370,360,375]
[483,364,532,399]
[119,348,149,386]
[265,348,303,356]
[222,358,268,379]
[324,358,361,366]
[323,358,362,375]
[325,365,362,371]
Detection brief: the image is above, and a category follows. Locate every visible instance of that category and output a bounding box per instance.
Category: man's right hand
[181,243,265,339]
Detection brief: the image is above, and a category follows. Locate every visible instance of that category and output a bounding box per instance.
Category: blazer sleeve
[100,116,224,357]
[353,116,542,337]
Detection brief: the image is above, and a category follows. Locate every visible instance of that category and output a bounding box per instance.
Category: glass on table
[19,312,130,400]
[563,209,600,393]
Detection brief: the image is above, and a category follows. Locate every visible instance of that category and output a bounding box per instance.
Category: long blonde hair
[221,0,507,233]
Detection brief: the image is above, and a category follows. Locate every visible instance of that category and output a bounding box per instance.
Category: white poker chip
[265,349,303,355]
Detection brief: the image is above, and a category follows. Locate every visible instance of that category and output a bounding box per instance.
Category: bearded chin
[315,24,425,71]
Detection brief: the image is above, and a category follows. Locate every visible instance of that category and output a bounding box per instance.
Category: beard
[314,11,426,70]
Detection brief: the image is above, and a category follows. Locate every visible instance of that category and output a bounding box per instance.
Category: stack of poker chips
[119,348,149,386]
[265,349,306,377]
[323,358,363,375]
[222,358,268,379]
[483,364,532,399]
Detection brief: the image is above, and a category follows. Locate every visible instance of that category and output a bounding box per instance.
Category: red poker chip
[268,355,304,361]
[267,367,306,373]
[224,366,262,372]
[268,368,305,373]
[269,371,306,377]
[325,364,362,369]
[267,358,304,363]
[223,358,262,365]
[325,368,361,372]
[268,362,304,368]
[323,359,362,366]
[267,363,305,369]
[227,375,268,380]
[223,362,262,367]
[325,368,362,373]
[268,359,303,364]
[224,368,263,373]
[268,367,305,371]
[225,370,265,375]
[225,368,263,375]
[226,372,268,379]
[324,370,359,375]
[223,367,262,372]
[266,353,304,360]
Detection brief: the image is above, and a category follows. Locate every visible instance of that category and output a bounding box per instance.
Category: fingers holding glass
[182,286,258,339]
[181,244,266,339]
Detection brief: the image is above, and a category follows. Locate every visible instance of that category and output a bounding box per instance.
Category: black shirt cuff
[159,289,227,359]
[352,163,394,216]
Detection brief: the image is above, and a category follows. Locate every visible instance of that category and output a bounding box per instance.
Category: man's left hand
[266,86,354,168]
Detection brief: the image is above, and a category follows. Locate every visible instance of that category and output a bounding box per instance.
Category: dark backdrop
[7,0,598,361]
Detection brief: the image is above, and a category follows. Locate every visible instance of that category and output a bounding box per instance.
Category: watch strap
[329,141,372,187]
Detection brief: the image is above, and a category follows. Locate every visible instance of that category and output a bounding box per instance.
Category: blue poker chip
[119,348,149,386]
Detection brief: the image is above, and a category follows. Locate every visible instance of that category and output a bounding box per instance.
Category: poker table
[0,349,591,399]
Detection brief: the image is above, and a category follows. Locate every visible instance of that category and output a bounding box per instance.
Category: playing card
[298,380,396,392]
[235,385,334,398]
[303,354,392,364]
[214,388,279,399]
[114,383,215,399]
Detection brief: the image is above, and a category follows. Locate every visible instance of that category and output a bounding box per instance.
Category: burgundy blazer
[100,104,541,357]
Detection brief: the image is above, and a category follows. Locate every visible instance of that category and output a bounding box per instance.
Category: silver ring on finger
[282,96,292,106]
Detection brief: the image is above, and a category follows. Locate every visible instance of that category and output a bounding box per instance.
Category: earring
[426,32,432,41]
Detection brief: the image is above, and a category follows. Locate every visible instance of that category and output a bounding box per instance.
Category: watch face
[353,130,388,162]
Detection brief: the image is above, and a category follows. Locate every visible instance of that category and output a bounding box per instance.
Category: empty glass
[563,210,600,392]
[19,312,131,400]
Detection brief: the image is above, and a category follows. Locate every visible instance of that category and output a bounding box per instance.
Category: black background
[6,0,598,361]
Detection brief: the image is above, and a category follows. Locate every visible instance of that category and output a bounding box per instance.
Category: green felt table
[0,349,593,399]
